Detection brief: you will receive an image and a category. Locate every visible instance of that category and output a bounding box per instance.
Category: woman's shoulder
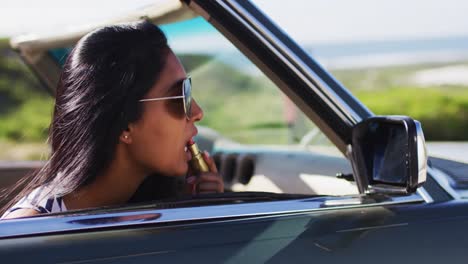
[1,208,41,219]
[1,186,67,219]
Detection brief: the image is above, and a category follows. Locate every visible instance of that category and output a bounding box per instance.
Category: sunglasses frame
[138,76,192,119]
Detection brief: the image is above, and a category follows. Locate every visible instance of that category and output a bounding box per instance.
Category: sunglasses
[139,77,192,119]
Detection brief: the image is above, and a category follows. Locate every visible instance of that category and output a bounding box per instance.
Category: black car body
[1,0,468,263]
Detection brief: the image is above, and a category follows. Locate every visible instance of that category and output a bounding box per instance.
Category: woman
[1,21,223,219]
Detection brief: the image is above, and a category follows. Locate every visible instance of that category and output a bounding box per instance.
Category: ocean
[306,35,468,69]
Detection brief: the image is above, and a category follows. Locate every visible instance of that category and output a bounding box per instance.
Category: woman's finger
[197,182,220,192]
[196,173,222,182]
[194,173,224,194]
[185,175,197,195]
[203,151,218,173]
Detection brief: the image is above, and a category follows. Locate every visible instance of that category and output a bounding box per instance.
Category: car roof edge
[10,1,197,57]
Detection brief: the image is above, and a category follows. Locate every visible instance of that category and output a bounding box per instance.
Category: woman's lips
[185,136,196,161]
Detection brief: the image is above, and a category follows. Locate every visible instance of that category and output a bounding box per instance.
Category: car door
[1,191,467,264]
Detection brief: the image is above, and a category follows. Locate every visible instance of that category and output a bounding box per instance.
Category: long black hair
[1,21,170,214]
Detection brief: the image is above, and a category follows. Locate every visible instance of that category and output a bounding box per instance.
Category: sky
[1,0,468,44]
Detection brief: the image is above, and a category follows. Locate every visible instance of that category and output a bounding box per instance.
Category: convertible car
[1,0,468,263]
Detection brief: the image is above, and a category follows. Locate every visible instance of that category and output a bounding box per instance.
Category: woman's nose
[190,99,204,122]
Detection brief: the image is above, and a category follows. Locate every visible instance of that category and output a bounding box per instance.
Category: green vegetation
[190,58,468,143]
[0,38,54,144]
[332,65,468,141]
[188,59,289,144]
[355,87,468,140]
[0,97,53,141]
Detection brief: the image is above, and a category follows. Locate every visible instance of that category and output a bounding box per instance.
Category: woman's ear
[120,126,133,144]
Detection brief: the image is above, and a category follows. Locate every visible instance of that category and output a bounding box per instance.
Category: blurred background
[0,0,467,161]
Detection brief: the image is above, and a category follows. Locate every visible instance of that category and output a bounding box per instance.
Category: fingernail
[204,151,210,157]
[186,176,196,184]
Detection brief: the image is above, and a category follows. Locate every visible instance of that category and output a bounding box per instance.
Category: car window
[163,17,337,150]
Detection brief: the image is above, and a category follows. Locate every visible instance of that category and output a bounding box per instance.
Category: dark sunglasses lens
[184,78,192,119]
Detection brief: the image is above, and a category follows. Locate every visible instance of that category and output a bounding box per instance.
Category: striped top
[1,186,67,219]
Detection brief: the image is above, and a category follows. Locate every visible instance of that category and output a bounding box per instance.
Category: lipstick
[187,139,210,173]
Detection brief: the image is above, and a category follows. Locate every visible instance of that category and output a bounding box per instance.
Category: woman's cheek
[165,99,186,119]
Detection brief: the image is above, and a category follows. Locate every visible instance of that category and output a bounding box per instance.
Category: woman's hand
[186,151,224,195]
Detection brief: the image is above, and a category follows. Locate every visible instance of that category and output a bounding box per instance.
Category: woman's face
[126,51,203,177]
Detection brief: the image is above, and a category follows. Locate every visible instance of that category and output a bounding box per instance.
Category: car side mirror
[348,116,427,194]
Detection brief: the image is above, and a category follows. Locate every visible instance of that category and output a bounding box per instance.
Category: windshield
[162,17,334,149]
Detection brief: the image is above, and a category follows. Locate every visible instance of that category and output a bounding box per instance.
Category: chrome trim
[221,0,372,125]
[417,187,434,203]
[323,197,363,206]
[0,193,424,239]
[415,121,428,184]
